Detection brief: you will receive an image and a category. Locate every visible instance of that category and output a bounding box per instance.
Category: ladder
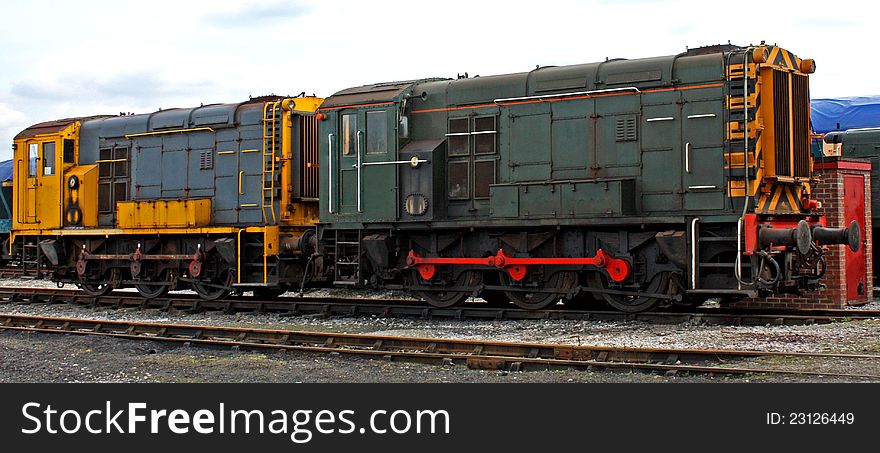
[331,230,361,286]
[261,101,281,225]
[20,238,41,279]
[689,221,752,294]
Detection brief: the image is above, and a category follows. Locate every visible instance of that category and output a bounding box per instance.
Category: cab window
[342,113,357,156]
[366,110,387,154]
[28,144,38,177]
[42,142,56,176]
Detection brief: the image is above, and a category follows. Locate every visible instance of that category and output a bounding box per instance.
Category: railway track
[1,286,879,326]
[0,267,24,279]
[1,313,878,379]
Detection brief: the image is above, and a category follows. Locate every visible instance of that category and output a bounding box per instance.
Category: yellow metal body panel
[724,46,813,214]
[13,122,81,231]
[283,97,323,114]
[279,97,323,224]
[64,165,98,227]
[117,199,212,229]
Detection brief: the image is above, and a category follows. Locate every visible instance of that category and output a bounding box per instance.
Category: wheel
[133,268,169,299]
[503,270,576,310]
[587,271,669,313]
[412,270,481,308]
[192,268,233,301]
[479,290,510,307]
[79,282,113,297]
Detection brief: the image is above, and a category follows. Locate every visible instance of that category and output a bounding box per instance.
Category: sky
[0,0,875,161]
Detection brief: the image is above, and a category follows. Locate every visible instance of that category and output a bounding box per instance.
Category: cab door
[681,98,725,211]
[21,140,61,228]
[334,108,398,221]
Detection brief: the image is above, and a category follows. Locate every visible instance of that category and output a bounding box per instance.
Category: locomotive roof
[321,44,768,111]
[15,116,112,140]
[77,96,282,139]
[320,79,448,109]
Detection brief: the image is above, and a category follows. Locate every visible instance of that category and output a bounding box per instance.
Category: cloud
[0,102,28,161]
[203,1,311,27]
[795,18,855,28]
[10,72,218,104]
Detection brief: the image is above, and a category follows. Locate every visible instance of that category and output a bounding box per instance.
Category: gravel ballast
[1,279,879,383]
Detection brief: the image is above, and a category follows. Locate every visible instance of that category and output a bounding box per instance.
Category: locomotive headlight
[752,46,769,64]
[404,193,428,216]
[68,175,79,189]
[799,59,816,74]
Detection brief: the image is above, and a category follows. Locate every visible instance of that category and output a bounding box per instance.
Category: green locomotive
[315,44,859,312]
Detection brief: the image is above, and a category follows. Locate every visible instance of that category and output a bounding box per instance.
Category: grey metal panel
[191,104,232,127]
[215,128,240,144]
[188,130,215,149]
[150,109,188,130]
[160,138,187,198]
[132,142,163,199]
[214,151,239,177]
[78,121,102,164]
[238,106,264,126]
[187,149,215,192]
[136,184,161,199]
[238,130,263,144]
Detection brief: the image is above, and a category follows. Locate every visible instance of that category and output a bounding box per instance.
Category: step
[333,280,359,286]
[699,236,737,242]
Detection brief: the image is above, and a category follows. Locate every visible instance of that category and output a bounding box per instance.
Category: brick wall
[732,158,872,309]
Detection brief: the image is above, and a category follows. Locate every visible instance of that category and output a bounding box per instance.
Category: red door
[843,174,867,302]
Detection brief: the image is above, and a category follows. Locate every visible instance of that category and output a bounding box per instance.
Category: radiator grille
[299,114,319,199]
[773,70,791,177]
[771,70,811,178]
[791,73,810,177]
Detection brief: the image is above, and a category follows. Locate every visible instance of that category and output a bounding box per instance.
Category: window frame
[97,145,130,215]
[473,115,498,155]
[445,115,498,201]
[365,110,388,155]
[42,142,56,176]
[473,159,496,200]
[446,160,470,200]
[446,117,470,157]
[27,143,38,177]
[341,113,357,156]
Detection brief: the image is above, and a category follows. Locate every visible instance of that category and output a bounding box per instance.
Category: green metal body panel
[319,47,736,228]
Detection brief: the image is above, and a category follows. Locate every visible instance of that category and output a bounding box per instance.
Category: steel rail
[1,313,879,379]
[0,267,24,279]
[2,286,880,326]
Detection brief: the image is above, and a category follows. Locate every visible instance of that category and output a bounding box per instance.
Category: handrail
[356,130,363,213]
[494,87,640,104]
[328,133,334,214]
[124,127,215,139]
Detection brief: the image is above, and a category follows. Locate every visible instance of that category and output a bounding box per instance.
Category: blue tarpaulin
[811,96,880,134]
[0,159,12,182]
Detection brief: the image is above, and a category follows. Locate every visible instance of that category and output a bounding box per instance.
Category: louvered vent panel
[773,70,792,177]
[199,149,213,170]
[791,73,811,178]
[615,116,637,142]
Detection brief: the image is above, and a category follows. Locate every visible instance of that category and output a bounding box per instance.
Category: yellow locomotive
[11,95,322,299]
